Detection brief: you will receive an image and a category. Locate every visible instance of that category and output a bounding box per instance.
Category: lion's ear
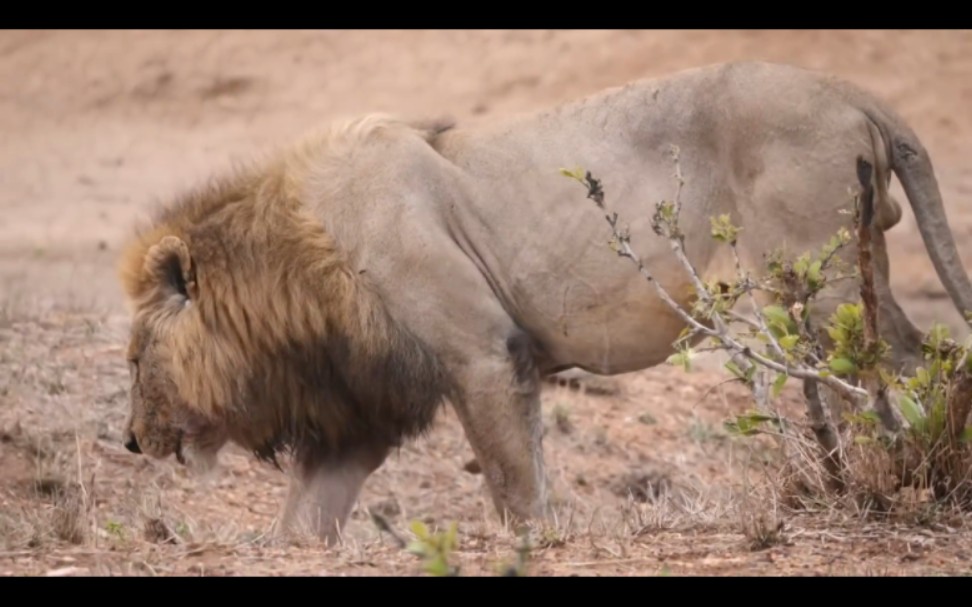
[144,235,199,302]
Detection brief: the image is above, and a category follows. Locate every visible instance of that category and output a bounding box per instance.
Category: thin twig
[728,243,788,364]
[369,511,407,549]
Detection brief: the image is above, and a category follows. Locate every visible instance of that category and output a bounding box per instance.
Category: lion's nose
[124,434,142,454]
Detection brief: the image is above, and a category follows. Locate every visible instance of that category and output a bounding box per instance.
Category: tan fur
[118,61,972,543]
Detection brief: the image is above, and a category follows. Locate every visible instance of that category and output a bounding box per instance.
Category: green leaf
[424,555,452,577]
[829,357,857,376]
[410,519,430,541]
[742,410,778,424]
[898,394,925,428]
[778,335,800,351]
[709,214,742,244]
[406,540,427,557]
[763,305,796,339]
[725,361,756,385]
[854,435,876,446]
[835,303,862,327]
[762,305,791,328]
[845,410,880,426]
[724,419,757,437]
[558,167,586,183]
[961,426,972,444]
[878,368,903,389]
[725,410,781,437]
[806,260,823,286]
[105,521,125,539]
[772,373,788,398]
[793,253,810,278]
[724,359,743,377]
[658,200,675,222]
[827,326,849,345]
[927,322,952,350]
[666,349,692,372]
[724,359,753,382]
[822,234,842,257]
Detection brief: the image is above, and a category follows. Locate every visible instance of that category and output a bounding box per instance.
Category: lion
[118,61,972,544]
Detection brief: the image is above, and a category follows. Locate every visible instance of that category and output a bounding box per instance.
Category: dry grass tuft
[741,510,787,551]
[143,517,180,545]
[50,481,89,545]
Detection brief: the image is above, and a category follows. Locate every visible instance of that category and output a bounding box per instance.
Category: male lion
[118,61,972,544]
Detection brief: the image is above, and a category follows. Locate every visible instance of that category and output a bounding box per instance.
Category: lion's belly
[509,263,705,375]
[547,304,692,374]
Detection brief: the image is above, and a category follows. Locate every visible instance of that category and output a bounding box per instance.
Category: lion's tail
[854,87,972,323]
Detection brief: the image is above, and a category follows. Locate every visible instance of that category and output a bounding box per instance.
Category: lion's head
[120,234,229,471]
[117,153,453,475]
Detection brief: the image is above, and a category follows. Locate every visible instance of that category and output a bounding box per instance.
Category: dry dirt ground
[3,30,972,577]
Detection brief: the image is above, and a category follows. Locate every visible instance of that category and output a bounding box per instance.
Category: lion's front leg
[452,337,548,529]
[276,443,389,546]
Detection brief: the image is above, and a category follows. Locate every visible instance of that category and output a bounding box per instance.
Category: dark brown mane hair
[118,115,457,464]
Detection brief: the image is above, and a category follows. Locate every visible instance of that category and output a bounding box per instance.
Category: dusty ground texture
[3,30,972,576]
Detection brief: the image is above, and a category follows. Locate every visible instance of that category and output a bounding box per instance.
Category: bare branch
[946,353,972,452]
[802,379,846,492]
[573,165,870,406]
[855,156,901,433]
[580,171,717,338]
[669,144,685,219]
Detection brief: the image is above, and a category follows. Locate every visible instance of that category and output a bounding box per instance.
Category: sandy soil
[2,30,972,576]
